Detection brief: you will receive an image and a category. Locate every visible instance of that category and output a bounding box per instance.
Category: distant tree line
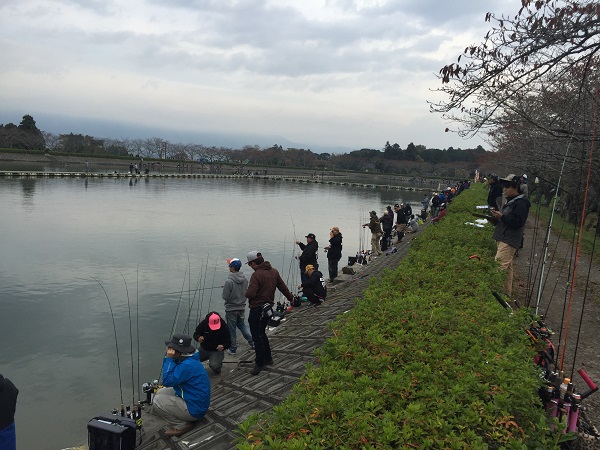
[1,114,488,178]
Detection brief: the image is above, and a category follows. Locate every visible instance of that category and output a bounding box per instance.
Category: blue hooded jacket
[162,351,210,418]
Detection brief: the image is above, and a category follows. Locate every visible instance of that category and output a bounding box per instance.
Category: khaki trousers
[149,387,198,429]
[495,241,518,297]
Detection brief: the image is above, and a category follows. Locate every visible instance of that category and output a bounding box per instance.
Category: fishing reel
[141,380,159,404]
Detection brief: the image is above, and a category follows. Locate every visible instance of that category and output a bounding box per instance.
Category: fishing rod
[93,277,124,406]
[558,89,598,374]
[136,266,140,405]
[187,250,192,335]
[118,271,137,411]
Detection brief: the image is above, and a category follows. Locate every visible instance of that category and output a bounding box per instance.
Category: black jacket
[327,233,343,261]
[380,213,393,233]
[298,239,319,270]
[301,270,327,299]
[493,194,530,249]
[193,312,232,352]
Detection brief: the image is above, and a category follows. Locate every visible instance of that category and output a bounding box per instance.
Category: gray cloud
[0,0,523,150]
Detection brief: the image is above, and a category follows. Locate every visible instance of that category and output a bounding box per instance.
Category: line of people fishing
[144,238,338,437]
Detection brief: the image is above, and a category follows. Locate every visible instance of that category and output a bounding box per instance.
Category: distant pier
[0,171,430,192]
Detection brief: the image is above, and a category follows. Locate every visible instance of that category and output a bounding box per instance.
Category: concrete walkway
[131,235,418,450]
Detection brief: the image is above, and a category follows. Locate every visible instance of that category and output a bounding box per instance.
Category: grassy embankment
[236,184,563,449]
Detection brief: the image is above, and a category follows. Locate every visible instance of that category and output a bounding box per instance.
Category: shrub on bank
[237,184,556,449]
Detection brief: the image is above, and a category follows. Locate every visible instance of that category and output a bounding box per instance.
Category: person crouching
[193,312,231,375]
[149,334,210,437]
[299,264,327,306]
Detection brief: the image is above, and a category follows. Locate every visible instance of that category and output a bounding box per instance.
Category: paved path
[135,235,419,449]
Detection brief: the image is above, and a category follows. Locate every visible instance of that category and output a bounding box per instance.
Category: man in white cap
[491,174,531,298]
[149,334,210,437]
[245,251,294,375]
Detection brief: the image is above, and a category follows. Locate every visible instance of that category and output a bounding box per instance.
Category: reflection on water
[0,176,425,450]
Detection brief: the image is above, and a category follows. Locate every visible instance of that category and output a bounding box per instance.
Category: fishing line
[206,259,219,312]
[569,216,599,379]
[93,277,123,405]
[196,254,211,326]
[183,264,208,335]
[168,264,189,339]
[118,271,136,409]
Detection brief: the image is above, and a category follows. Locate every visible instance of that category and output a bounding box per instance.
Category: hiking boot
[164,422,196,437]
[250,364,265,375]
[227,348,237,355]
[212,368,221,375]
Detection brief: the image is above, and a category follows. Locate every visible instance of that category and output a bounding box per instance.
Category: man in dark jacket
[394,203,408,238]
[299,264,327,305]
[325,226,343,282]
[491,174,531,297]
[245,251,294,375]
[193,312,231,374]
[296,233,319,283]
[379,210,394,251]
[0,374,18,450]
[487,174,503,210]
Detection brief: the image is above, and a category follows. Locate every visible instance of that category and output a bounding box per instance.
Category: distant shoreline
[0,150,452,189]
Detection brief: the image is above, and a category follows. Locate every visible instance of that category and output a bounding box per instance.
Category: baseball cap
[227,258,242,270]
[208,313,221,330]
[499,174,519,184]
[246,250,262,263]
[305,233,316,239]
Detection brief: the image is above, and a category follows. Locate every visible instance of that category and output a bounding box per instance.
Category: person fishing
[363,211,383,256]
[296,233,319,284]
[148,334,210,437]
[222,257,254,354]
[324,227,343,282]
[245,251,294,375]
[298,264,327,306]
[0,374,18,450]
[491,174,531,298]
[193,312,231,375]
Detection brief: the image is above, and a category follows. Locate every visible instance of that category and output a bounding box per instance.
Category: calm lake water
[0,175,424,449]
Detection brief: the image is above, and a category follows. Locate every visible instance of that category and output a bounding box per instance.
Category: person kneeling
[193,312,231,375]
[299,265,327,306]
[149,334,210,437]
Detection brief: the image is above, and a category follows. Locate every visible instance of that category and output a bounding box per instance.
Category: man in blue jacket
[491,174,531,297]
[149,334,211,437]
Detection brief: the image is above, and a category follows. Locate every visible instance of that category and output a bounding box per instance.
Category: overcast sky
[0,0,522,152]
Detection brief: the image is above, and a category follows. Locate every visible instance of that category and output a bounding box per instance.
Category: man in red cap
[193,312,231,375]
